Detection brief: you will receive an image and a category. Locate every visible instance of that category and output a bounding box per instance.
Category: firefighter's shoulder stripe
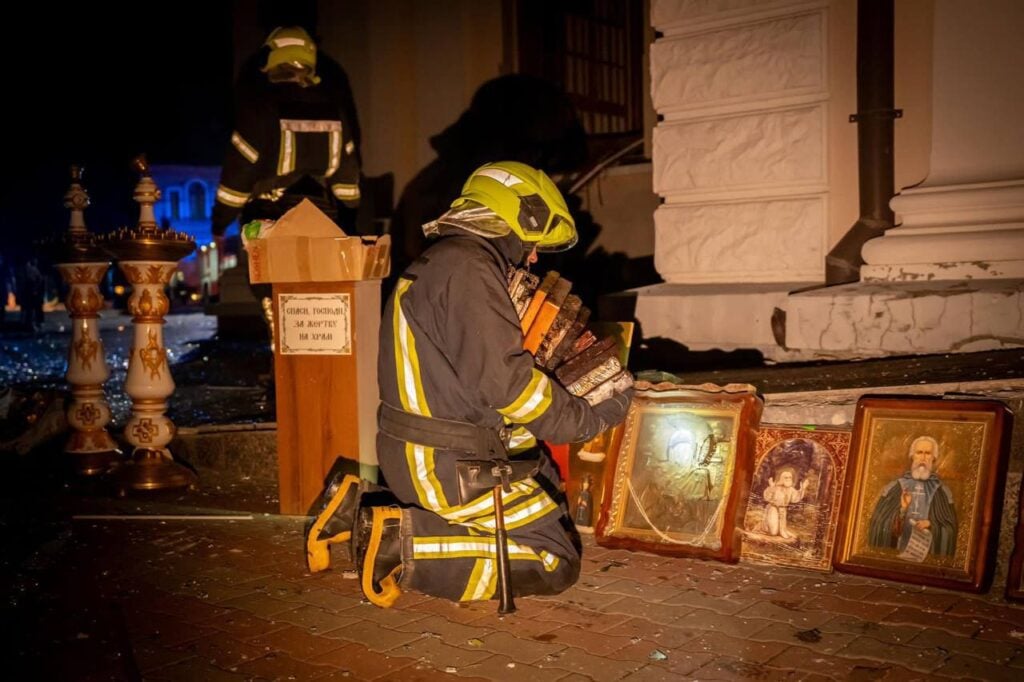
[498,369,552,423]
[393,278,431,417]
[280,119,342,133]
[230,131,259,163]
[216,184,250,207]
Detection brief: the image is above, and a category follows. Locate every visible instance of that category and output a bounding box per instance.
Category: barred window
[513,0,645,141]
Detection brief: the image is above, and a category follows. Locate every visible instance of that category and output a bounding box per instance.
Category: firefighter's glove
[593,387,634,428]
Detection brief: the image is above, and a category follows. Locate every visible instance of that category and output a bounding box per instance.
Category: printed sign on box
[278,293,352,355]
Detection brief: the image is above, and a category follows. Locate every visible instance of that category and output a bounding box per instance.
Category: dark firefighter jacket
[212,55,360,236]
[379,230,624,451]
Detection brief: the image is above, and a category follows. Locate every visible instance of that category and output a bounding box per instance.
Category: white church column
[860,0,1024,282]
[786,0,1024,356]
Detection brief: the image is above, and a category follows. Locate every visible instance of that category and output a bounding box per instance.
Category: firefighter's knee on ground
[538,557,581,597]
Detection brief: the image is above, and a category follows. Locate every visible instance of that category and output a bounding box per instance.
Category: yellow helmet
[262,27,320,84]
[449,161,577,252]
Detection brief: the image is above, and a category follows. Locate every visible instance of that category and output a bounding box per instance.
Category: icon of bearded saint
[867,436,957,559]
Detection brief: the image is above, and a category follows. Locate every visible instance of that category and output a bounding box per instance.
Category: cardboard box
[247,199,391,283]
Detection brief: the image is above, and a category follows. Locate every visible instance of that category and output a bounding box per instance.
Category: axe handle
[493,486,516,614]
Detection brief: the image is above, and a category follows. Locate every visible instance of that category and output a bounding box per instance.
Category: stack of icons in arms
[508,269,633,405]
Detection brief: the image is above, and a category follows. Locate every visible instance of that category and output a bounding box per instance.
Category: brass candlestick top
[104,155,196,262]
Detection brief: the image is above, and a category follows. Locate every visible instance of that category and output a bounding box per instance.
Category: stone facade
[633,0,838,358]
[650,11,825,118]
[655,196,826,283]
[650,0,830,285]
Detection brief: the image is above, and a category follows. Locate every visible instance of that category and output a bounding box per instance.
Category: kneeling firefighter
[305,161,633,607]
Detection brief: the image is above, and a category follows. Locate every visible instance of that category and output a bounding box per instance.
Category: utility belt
[378,402,508,458]
[378,402,540,504]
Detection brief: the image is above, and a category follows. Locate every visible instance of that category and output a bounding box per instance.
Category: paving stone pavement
[6,474,1024,682]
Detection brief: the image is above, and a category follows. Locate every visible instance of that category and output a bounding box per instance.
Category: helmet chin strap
[524,245,539,271]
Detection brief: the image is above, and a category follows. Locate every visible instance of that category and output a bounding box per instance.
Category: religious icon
[834,396,1012,593]
[596,382,762,562]
[740,426,851,572]
[573,474,594,528]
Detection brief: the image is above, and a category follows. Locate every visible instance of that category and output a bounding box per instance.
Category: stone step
[785,278,1024,357]
[171,422,277,482]
[602,282,818,363]
[664,348,1024,393]
[175,348,1024,472]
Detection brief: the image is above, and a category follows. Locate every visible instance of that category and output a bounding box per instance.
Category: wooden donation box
[247,199,390,514]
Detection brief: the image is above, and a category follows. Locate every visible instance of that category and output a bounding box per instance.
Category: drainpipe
[825,0,898,285]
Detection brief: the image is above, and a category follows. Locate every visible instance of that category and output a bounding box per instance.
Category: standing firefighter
[305,161,633,607]
[211,26,361,239]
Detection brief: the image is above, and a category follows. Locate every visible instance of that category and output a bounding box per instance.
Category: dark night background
[2,4,235,256]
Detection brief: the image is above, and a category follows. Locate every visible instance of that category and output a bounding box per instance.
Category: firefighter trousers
[374,432,581,603]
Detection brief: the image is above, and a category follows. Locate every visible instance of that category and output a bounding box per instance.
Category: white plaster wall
[861,0,1024,282]
[649,0,832,285]
[632,282,798,349]
[580,164,658,259]
[319,0,504,199]
[651,0,804,30]
[651,11,825,117]
[892,0,934,197]
[655,196,825,281]
[763,381,1024,426]
[653,105,826,198]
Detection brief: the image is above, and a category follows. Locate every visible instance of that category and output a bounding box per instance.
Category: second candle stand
[104,156,196,494]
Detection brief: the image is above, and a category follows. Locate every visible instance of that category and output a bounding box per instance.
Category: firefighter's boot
[305,473,363,573]
[353,505,404,608]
